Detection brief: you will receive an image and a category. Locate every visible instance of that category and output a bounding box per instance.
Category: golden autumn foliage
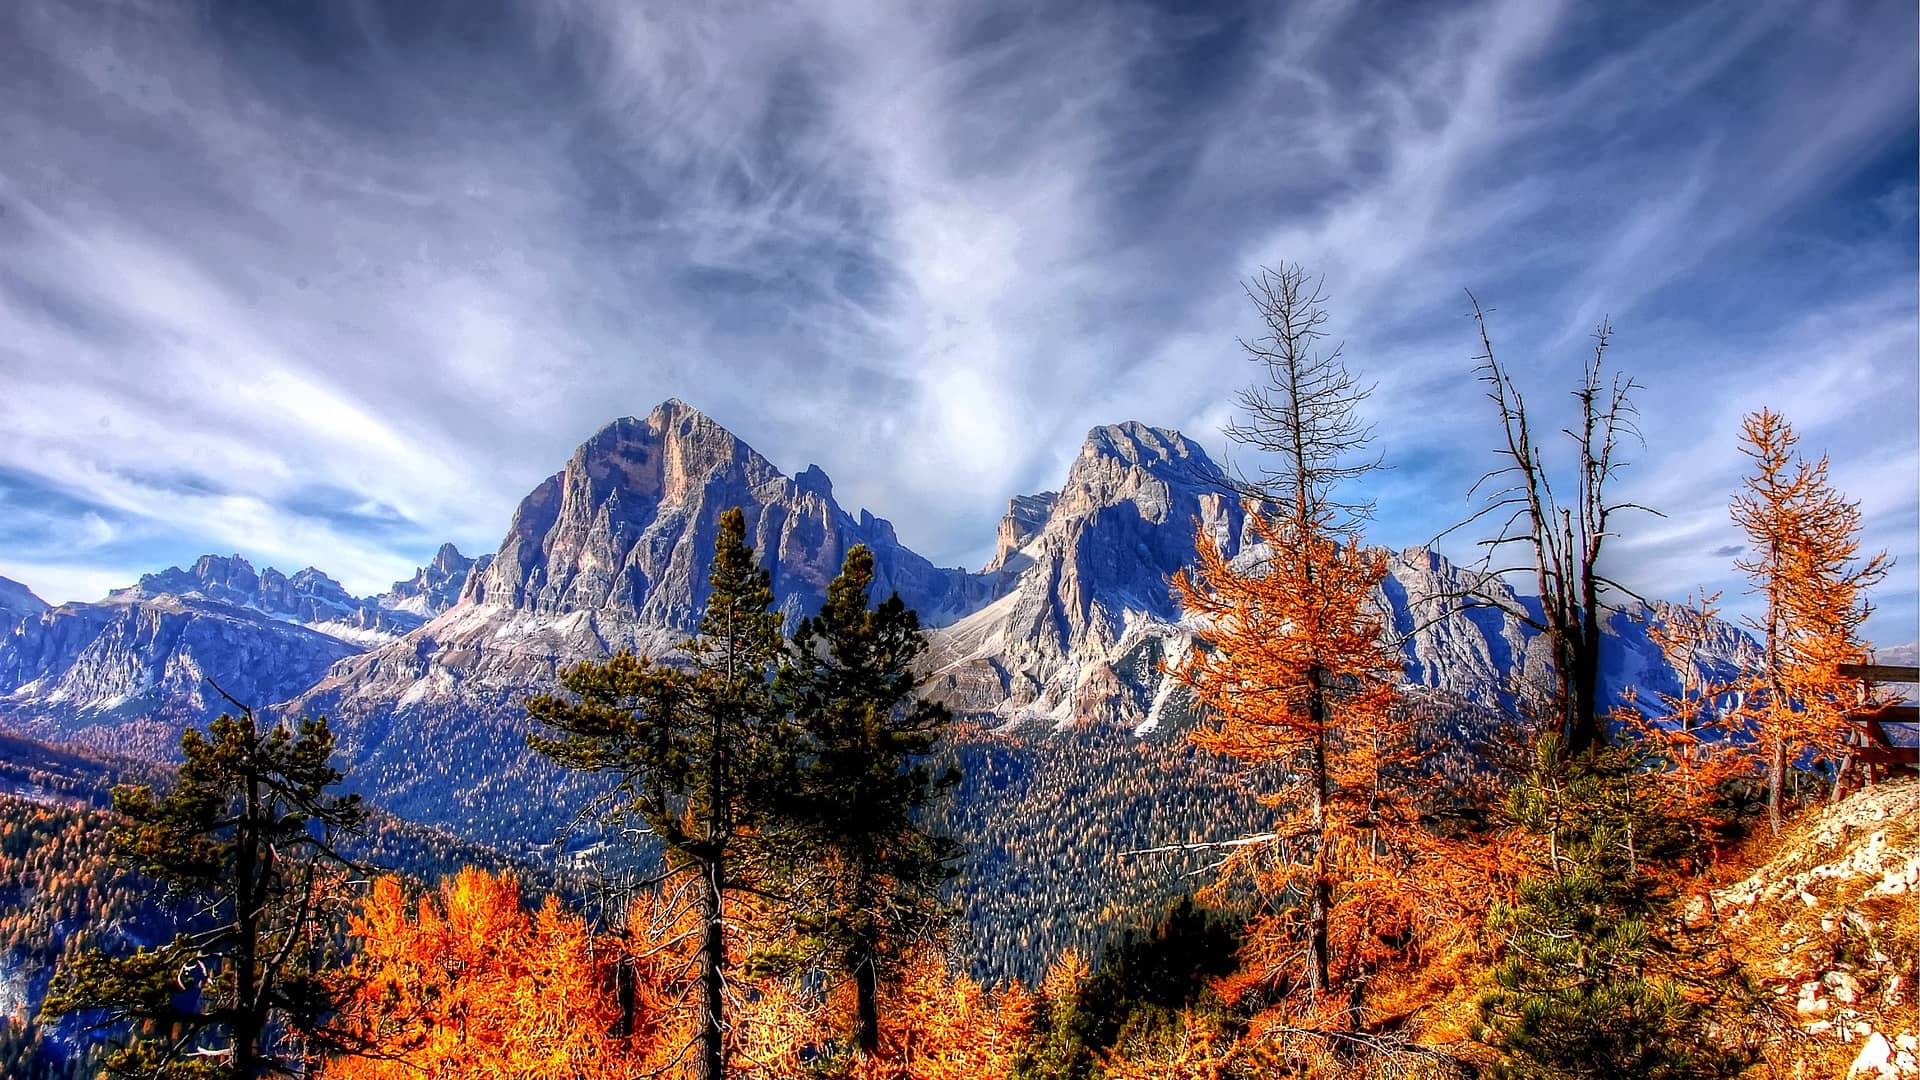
[1617,592,1755,846]
[326,869,648,1080]
[1101,1006,1265,1080]
[1171,509,1467,1031]
[1730,408,1890,829]
[827,948,1034,1080]
[325,868,1029,1080]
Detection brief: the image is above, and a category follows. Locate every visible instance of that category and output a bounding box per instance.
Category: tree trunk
[1767,739,1786,835]
[235,716,262,1079]
[854,952,881,1056]
[694,858,726,1080]
[1306,675,1331,999]
[614,954,637,1039]
[1571,596,1605,755]
[1764,544,1786,834]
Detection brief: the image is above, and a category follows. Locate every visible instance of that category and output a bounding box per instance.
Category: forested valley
[3,273,1914,1080]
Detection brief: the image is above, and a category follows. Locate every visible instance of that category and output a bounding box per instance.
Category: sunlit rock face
[380,543,485,618]
[923,421,1758,735]
[289,400,995,795]
[460,399,989,628]
[925,421,1250,732]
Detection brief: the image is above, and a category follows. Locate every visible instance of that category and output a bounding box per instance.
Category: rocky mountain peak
[284,566,355,603]
[796,463,833,499]
[459,405,988,630]
[927,422,1253,728]
[1057,421,1224,527]
[109,554,420,645]
[379,543,483,618]
[982,492,1058,577]
[0,577,50,635]
[1081,420,1207,468]
[183,554,259,596]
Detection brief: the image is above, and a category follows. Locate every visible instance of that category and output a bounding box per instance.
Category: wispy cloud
[0,0,1913,642]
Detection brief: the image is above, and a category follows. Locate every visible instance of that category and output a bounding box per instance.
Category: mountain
[303,400,992,718]
[927,422,1253,730]
[0,592,362,759]
[280,400,1000,846]
[924,420,1755,735]
[0,576,49,633]
[0,402,1758,854]
[113,553,423,645]
[0,549,480,758]
[460,400,990,626]
[378,543,487,617]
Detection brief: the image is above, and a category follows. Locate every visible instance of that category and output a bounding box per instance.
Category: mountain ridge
[0,400,1759,850]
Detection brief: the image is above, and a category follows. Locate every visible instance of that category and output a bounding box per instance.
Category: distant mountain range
[0,399,1761,842]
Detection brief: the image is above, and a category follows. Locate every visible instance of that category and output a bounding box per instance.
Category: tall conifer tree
[529,506,787,1080]
[774,543,961,1059]
[1730,408,1890,830]
[42,706,366,1079]
[1168,264,1420,1029]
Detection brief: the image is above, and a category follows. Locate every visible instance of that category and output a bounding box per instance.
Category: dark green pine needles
[1474,736,1755,1080]
[768,542,962,1059]
[42,708,367,1079]
[529,506,788,1080]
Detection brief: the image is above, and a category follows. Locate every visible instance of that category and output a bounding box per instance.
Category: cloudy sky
[1,0,1915,642]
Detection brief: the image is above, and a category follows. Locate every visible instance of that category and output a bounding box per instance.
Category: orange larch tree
[832,947,1033,1080]
[1168,264,1429,1032]
[1100,1006,1263,1080]
[327,869,650,1080]
[1616,592,1753,849]
[1729,408,1890,830]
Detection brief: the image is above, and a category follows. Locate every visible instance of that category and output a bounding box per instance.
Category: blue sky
[1,0,1915,644]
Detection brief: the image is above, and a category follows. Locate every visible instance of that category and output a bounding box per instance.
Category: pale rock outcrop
[924,419,1755,733]
[295,400,993,740]
[379,543,486,617]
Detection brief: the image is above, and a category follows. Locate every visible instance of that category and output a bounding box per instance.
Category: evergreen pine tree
[41,705,366,1079]
[528,505,786,1080]
[1474,736,1752,1080]
[1012,897,1243,1080]
[773,543,962,1059]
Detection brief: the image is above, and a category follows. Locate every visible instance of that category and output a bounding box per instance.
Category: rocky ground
[1713,776,1919,1078]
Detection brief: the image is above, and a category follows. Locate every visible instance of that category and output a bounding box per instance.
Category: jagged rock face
[0,577,49,634]
[380,543,485,617]
[927,422,1248,729]
[291,400,995,748]
[116,554,422,644]
[462,401,991,629]
[982,492,1058,580]
[926,421,1759,734]
[0,595,359,757]
[0,548,487,749]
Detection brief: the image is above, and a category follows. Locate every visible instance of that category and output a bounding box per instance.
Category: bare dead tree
[1224,264,1384,536]
[1439,292,1659,755]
